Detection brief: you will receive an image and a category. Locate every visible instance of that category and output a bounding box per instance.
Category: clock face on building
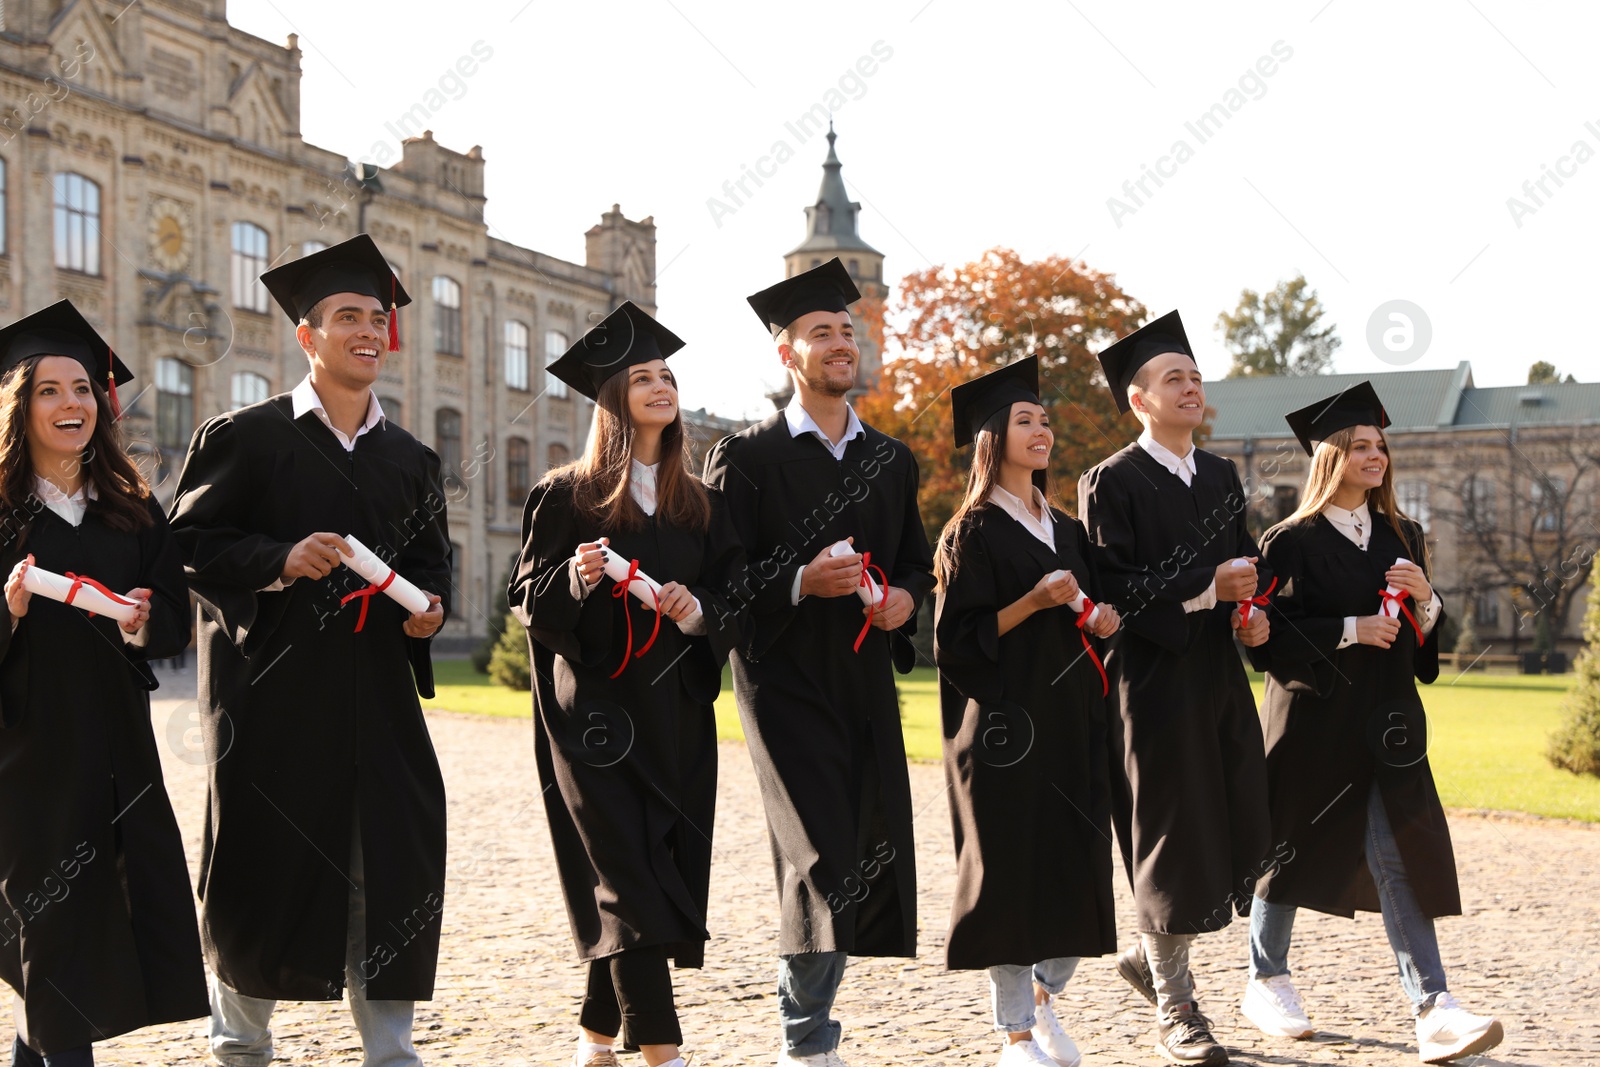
[148,203,193,272]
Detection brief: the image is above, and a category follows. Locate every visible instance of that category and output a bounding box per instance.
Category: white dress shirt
[24,476,145,645]
[988,482,1055,551]
[786,394,866,604]
[1138,431,1218,612]
[1322,501,1441,648]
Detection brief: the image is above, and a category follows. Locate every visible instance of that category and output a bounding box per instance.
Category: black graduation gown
[1250,514,1460,919]
[0,498,207,1055]
[508,476,746,967]
[934,504,1117,969]
[167,396,452,1001]
[703,414,935,958]
[1077,443,1272,935]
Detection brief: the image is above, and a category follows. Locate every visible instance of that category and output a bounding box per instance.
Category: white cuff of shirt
[119,622,150,648]
[678,598,706,635]
[791,565,806,606]
[1418,593,1442,637]
[1338,616,1358,649]
[1182,578,1218,614]
[261,577,294,593]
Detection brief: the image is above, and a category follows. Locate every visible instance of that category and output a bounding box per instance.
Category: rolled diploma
[1381,557,1411,619]
[1047,569,1100,627]
[831,540,883,606]
[599,544,663,607]
[339,535,431,615]
[22,566,139,623]
[1233,557,1260,624]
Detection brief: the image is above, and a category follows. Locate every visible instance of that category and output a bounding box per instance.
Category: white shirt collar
[1137,430,1198,485]
[34,475,95,528]
[291,374,384,452]
[988,482,1055,551]
[784,393,864,461]
[630,457,659,516]
[1321,499,1373,550]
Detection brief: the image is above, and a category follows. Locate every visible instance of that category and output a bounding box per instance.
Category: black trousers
[579,944,681,1047]
[11,1038,93,1067]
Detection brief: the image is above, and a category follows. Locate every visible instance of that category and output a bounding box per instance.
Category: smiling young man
[702,258,935,1067]
[1076,312,1273,1067]
[168,235,451,1067]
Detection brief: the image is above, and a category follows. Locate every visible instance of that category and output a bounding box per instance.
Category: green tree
[1219,274,1341,378]
[471,566,512,673]
[1549,556,1600,776]
[1527,361,1577,385]
[1453,609,1479,659]
[488,612,531,690]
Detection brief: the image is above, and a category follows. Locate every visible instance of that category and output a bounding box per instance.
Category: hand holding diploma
[1383,557,1432,608]
[336,535,433,633]
[800,538,863,599]
[8,553,145,625]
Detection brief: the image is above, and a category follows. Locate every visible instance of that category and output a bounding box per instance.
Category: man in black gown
[1077,311,1272,1067]
[168,235,451,1067]
[703,259,935,1066]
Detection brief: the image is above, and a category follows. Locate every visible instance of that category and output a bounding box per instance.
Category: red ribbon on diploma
[62,572,140,620]
[1074,597,1110,697]
[340,570,397,633]
[1379,587,1426,647]
[1238,575,1279,626]
[852,551,891,654]
[609,558,662,678]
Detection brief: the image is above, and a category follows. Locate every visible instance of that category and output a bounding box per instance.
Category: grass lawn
[424,659,1600,822]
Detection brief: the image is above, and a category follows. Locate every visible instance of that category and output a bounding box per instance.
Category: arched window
[230,371,270,408]
[53,172,100,274]
[0,158,8,255]
[506,437,530,505]
[433,276,462,354]
[504,320,530,391]
[544,330,569,399]
[302,240,328,257]
[546,442,570,471]
[231,222,270,312]
[379,396,403,429]
[156,358,194,450]
[436,407,463,486]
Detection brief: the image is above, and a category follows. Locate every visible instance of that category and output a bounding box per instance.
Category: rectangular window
[156,358,194,451]
[1396,481,1430,532]
[504,321,530,391]
[231,222,271,312]
[544,330,569,399]
[53,173,100,274]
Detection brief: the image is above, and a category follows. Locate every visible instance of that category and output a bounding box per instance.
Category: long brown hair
[1286,424,1431,570]
[0,356,154,554]
[934,405,1060,586]
[555,367,711,533]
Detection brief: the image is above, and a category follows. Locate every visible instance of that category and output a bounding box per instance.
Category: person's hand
[654,581,697,623]
[283,533,353,581]
[868,586,915,629]
[404,594,444,638]
[574,539,609,587]
[1028,570,1080,611]
[1215,557,1259,601]
[1357,613,1402,649]
[800,539,863,598]
[120,588,152,634]
[1385,560,1433,604]
[1234,606,1270,647]
[1086,603,1120,638]
[5,554,34,619]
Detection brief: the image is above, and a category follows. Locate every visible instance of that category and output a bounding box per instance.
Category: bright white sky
[231,0,1598,420]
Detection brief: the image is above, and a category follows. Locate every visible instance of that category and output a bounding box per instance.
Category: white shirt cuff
[790,565,806,606]
[261,577,292,593]
[1338,615,1357,649]
[678,598,706,635]
[1182,578,1218,614]
[1418,593,1442,637]
[119,622,150,648]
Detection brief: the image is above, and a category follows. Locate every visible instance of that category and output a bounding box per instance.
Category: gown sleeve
[887,445,936,673]
[394,445,453,698]
[507,478,614,667]
[1402,519,1444,686]
[1254,522,1345,694]
[687,487,748,669]
[932,515,1003,705]
[133,498,193,664]
[702,433,801,654]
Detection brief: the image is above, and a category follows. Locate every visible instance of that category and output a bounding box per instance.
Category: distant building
[1204,364,1600,656]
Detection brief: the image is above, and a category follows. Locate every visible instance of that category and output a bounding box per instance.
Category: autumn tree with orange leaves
[857,248,1148,543]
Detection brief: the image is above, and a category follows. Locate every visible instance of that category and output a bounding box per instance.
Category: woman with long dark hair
[1240,382,1502,1063]
[508,303,745,1067]
[0,301,206,1066]
[933,358,1120,1067]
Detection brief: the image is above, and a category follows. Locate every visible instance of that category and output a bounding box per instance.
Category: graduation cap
[0,300,134,418]
[1096,310,1194,415]
[950,356,1041,448]
[546,301,685,402]
[1283,380,1390,455]
[746,257,861,337]
[260,233,411,351]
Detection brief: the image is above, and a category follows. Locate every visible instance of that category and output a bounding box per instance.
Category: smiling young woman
[0,300,206,1067]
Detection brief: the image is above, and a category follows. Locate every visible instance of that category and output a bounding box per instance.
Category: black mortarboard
[1096,310,1194,414]
[546,301,685,402]
[1283,380,1390,456]
[950,356,1042,448]
[261,233,411,350]
[0,300,134,417]
[746,257,861,337]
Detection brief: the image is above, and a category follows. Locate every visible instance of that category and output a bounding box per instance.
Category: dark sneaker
[1115,943,1158,1007]
[1156,1003,1228,1066]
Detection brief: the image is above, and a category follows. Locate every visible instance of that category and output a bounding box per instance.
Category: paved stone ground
[93,663,1600,1065]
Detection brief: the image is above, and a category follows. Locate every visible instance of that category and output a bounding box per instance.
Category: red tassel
[387,278,400,352]
[106,367,121,420]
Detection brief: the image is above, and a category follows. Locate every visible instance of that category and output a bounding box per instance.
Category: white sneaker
[1030,996,1083,1067]
[997,1039,1058,1066]
[1241,974,1314,1039]
[777,1051,849,1067]
[1416,993,1504,1063]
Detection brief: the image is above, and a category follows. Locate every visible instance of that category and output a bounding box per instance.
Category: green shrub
[1548,557,1600,776]
[488,612,531,691]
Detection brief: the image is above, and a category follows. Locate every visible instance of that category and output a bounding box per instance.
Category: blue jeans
[1250,781,1447,1014]
[987,957,1078,1033]
[10,1038,92,1066]
[778,951,848,1055]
